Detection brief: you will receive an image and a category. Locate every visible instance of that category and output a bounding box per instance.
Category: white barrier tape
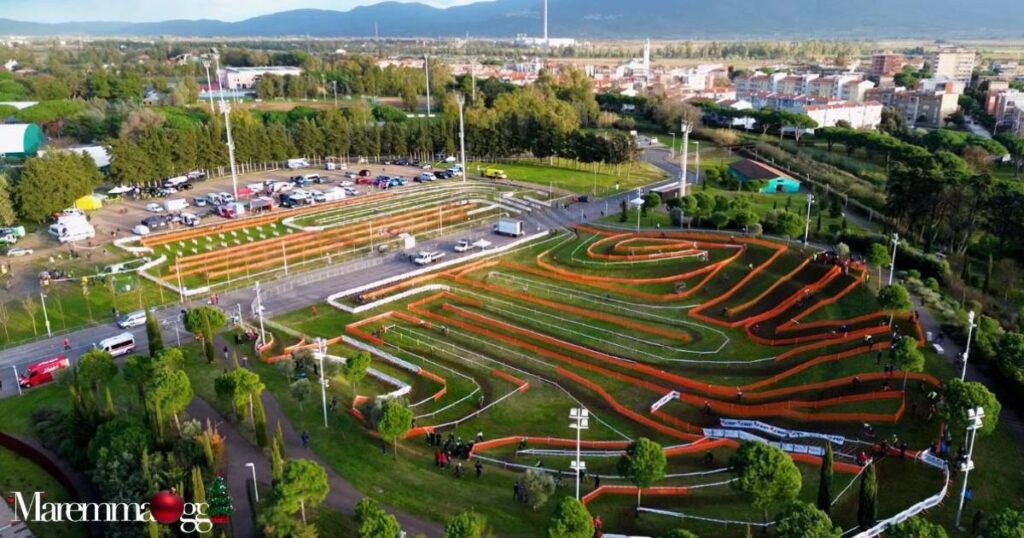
[720,418,846,446]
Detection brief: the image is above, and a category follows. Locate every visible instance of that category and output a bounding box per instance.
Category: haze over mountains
[2,0,1023,39]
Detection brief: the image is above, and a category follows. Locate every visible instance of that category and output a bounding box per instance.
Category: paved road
[964,116,994,140]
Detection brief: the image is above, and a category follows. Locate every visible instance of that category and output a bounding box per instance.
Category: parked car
[117,310,147,329]
[312,191,327,203]
[414,173,434,183]
[5,246,33,257]
[132,224,151,236]
[340,180,354,187]
[434,171,450,179]
[193,197,207,207]
[358,169,372,177]
[344,172,357,179]
[142,216,168,229]
[145,203,165,213]
[453,240,472,253]
[219,192,235,204]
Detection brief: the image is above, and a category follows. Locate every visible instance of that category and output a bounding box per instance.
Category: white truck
[321,187,347,202]
[163,175,189,189]
[48,215,96,243]
[287,158,310,169]
[453,240,473,253]
[412,251,446,265]
[164,198,189,212]
[494,218,525,237]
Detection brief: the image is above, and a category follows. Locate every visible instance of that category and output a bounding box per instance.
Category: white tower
[643,38,651,77]
[543,0,549,45]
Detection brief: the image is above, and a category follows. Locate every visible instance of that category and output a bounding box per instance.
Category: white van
[96,332,136,357]
[205,193,223,206]
[287,158,310,169]
[117,310,147,329]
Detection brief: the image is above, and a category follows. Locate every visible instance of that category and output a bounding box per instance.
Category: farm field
[256,223,1021,536]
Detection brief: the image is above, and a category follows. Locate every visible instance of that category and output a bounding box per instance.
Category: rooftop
[729,159,793,181]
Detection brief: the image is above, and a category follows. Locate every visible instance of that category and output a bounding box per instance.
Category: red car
[19,356,70,388]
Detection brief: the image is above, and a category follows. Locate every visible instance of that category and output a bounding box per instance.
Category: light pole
[201,59,215,113]
[253,282,267,344]
[40,292,51,338]
[331,80,338,107]
[569,408,589,500]
[316,337,329,429]
[669,132,676,158]
[954,407,985,529]
[245,462,259,503]
[888,232,901,285]
[678,119,692,198]
[11,365,22,396]
[458,93,467,184]
[694,141,701,186]
[960,310,977,381]
[803,193,815,245]
[424,54,431,118]
[636,188,643,233]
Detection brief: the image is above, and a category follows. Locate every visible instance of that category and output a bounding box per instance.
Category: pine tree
[253,395,268,448]
[817,444,834,516]
[145,309,164,354]
[191,467,207,505]
[857,463,877,529]
[271,438,284,483]
[275,421,287,460]
[206,475,234,523]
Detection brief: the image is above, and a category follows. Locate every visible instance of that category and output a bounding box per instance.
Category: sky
[4,0,482,23]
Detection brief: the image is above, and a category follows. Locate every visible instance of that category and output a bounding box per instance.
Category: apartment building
[994,91,1024,136]
[927,47,976,83]
[870,51,906,79]
[219,66,303,90]
[865,87,960,128]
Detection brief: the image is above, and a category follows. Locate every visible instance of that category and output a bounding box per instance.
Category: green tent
[0,123,44,159]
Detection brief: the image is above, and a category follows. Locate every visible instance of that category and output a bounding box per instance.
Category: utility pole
[40,292,51,338]
[678,119,692,198]
[11,365,22,396]
[316,338,329,429]
[960,310,977,381]
[803,194,815,245]
[253,282,267,344]
[458,94,467,184]
[424,54,431,118]
[888,232,900,285]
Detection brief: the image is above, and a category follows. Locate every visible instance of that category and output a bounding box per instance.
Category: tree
[665,530,698,538]
[191,467,207,505]
[290,378,312,410]
[0,174,16,226]
[546,497,594,538]
[522,469,556,511]
[940,379,1001,437]
[877,285,911,326]
[15,152,102,222]
[376,399,413,461]
[856,463,877,529]
[982,508,1024,537]
[206,474,234,523]
[866,243,890,290]
[891,336,925,389]
[214,367,265,425]
[184,306,227,362]
[710,210,730,230]
[146,365,193,431]
[443,511,491,538]
[77,349,118,398]
[772,211,804,241]
[816,443,833,516]
[885,516,948,538]
[355,498,400,538]
[275,459,329,524]
[145,309,163,354]
[730,441,802,522]
[343,352,372,396]
[775,501,840,538]
[253,394,269,448]
[616,437,666,508]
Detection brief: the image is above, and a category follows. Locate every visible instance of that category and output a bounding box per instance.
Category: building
[728,159,801,193]
[927,47,976,83]
[865,87,960,128]
[870,51,906,79]
[0,123,44,159]
[984,80,1011,115]
[706,99,756,130]
[39,144,111,168]
[917,77,966,95]
[218,66,303,90]
[840,80,876,103]
[744,92,883,130]
[994,90,1024,135]
[991,60,1021,77]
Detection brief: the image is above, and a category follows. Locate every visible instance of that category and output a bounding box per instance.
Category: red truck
[19,356,70,388]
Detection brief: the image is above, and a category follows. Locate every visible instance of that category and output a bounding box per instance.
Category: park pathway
[202,333,444,538]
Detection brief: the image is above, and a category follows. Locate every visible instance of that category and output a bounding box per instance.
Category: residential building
[741,92,883,130]
[990,60,1020,76]
[994,90,1024,135]
[870,51,906,78]
[865,87,960,128]
[218,66,304,90]
[927,47,976,83]
[917,77,966,95]
[706,99,756,130]
[984,80,1011,115]
[840,80,876,103]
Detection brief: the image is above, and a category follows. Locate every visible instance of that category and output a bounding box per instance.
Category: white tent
[472,239,493,249]
[108,185,133,195]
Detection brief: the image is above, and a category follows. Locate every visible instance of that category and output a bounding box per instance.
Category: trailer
[286,158,310,169]
[164,198,189,212]
[494,218,525,237]
[321,187,347,202]
[249,197,274,213]
[48,215,95,243]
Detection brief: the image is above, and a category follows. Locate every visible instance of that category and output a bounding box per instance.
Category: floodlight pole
[569,408,589,500]
[317,337,329,429]
[40,292,51,338]
[803,194,815,245]
[888,232,900,285]
[678,119,692,198]
[954,407,984,529]
[458,93,467,184]
[201,60,215,113]
[961,310,976,381]
[254,281,267,344]
[213,52,240,202]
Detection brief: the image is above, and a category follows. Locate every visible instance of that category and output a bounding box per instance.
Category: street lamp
[960,310,977,381]
[10,365,22,396]
[635,188,643,233]
[40,292,51,338]
[954,407,985,529]
[201,59,215,113]
[569,408,589,500]
[424,53,432,118]
[694,141,701,186]
[253,282,267,344]
[888,232,901,286]
[678,119,693,198]
[316,337,329,429]
[803,193,815,245]
[245,462,259,503]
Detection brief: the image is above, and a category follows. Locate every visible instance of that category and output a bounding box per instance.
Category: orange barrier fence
[726,257,813,317]
[582,485,690,506]
[492,369,530,393]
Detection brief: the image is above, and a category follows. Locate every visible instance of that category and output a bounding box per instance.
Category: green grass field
[469,159,667,196]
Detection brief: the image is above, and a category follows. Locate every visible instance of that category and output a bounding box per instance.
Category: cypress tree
[275,421,287,460]
[857,463,877,529]
[271,439,284,483]
[253,395,268,448]
[191,467,207,505]
[817,444,834,516]
[104,387,116,418]
[145,309,163,354]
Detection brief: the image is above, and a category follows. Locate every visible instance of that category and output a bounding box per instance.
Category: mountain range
[1,0,1023,39]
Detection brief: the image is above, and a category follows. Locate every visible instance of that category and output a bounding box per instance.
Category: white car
[145,203,165,213]
[453,240,472,253]
[5,247,33,257]
[219,192,235,204]
[340,180,354,187]
[132,224,151,236]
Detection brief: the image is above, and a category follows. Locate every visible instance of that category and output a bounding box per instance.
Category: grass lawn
[0,447,88,538]
[468,159,667,196]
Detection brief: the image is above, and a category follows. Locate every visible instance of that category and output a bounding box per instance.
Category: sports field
[261,225,1017,536]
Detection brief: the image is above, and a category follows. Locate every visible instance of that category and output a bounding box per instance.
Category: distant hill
[1,0,1023,39]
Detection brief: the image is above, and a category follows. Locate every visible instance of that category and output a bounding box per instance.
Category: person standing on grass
[475,460,483,478]
[223,345,230,361]
[301,431,310,448]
